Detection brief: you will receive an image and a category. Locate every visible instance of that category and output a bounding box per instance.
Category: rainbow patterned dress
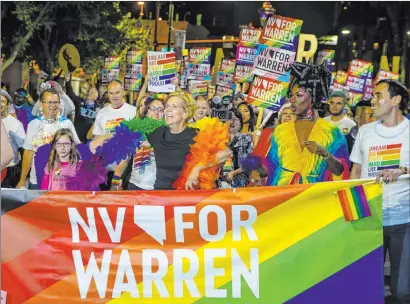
[265,118,350,186]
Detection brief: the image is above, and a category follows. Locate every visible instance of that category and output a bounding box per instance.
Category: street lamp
[137,2,144,17]
[341,29,350,35]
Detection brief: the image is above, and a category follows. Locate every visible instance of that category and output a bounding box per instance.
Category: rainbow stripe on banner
[1,180,384,304]
[337,185,372,222]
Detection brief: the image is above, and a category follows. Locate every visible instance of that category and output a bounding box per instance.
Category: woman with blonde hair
[95,91,232,190]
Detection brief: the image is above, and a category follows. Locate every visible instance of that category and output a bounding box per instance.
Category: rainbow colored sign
[188,80,209,97]
[189,48,212,64]
[147,51,176,93]
[126,50,144,65]
[187,63,211,81]
[0,180,383,303]
[219,59,236,74]
[375,69,399,84]
[239,27,262,46]
[104,56,121,70]
[348,59,373,78]
[259,15,303,51]
[247,75,289,110]
[236,45,258,65]
[252,45,295,81]
[234,65,254,83]
[124,77,142,92]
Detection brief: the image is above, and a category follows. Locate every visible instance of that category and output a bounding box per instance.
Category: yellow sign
[296,34,318,63]
[58,44,80,73]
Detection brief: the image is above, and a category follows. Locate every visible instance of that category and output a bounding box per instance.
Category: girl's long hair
[47,128,80,173]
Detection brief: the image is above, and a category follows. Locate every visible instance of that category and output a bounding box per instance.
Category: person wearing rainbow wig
[263,62,350,185]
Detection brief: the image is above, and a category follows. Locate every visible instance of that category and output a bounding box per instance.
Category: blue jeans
[384,222,410,304]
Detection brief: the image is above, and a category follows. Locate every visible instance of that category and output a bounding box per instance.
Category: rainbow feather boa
[99,118,166,166]
[173,117,229,190]
[100,117,229,190]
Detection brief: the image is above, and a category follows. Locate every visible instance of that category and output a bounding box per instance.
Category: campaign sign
[234,64,254,83]
[189,48,211,64]
[247,75,288,111]
[259,15,303,51]
[124,77,142,92]
[363,85,374,100]
[239,27,262,46]
[348,59,373,78]
[104,57,121,70]
[348,92,363,107]
[101,68,120,83]
[316,49,335,72]
[374,69,399,83]
[216,86,234,98]
[220,59,236,74]
[148,51,176,93]
[346,74,367,93]
[236,45,258,65]
[126,50,144,65]
[253,45,295,81]
[187,63,211,80]
[125,64,142,79]
[216,72,235,89]
[188,80,209,97]
[335,70,348,85]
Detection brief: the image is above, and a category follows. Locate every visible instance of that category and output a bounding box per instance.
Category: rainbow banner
[1,180,384,304]
[247,75,289,110]
[124,77,142,92]
[259,15,303,52]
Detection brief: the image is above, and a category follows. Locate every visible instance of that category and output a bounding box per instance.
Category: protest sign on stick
[247,75,288,110]
[252,45,295,81]
[259,15,303,52]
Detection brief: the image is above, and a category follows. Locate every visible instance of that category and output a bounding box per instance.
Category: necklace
[296,107,318,121]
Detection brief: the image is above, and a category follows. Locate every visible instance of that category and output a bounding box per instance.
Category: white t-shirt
[350,118,410,226]
[93,103,136,136]
[324,115,357,135]
[2,115,26,166]
[23,117,81,185]
[129,144,156,190]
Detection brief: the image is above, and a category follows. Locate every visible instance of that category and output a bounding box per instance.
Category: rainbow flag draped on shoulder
[1,180,384,304]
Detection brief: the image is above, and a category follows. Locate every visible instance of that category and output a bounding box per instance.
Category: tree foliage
[1,1,154,76]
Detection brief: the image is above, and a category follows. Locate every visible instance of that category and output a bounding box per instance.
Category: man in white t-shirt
[324,90,357,135]
[92,80,136,189]
[350,79,410,304]
[16,88,80,190]
[1,90,26,187]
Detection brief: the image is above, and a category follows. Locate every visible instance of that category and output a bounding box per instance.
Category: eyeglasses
[42,101,60,106]
[165,104,184,111]
[55,143,71,148]
[149,106,164,113]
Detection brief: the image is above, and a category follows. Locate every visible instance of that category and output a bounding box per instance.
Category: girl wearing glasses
[41,129,106,190]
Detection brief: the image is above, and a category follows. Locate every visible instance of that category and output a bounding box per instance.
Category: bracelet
[111,175,121,186]
[323,151,331,161]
